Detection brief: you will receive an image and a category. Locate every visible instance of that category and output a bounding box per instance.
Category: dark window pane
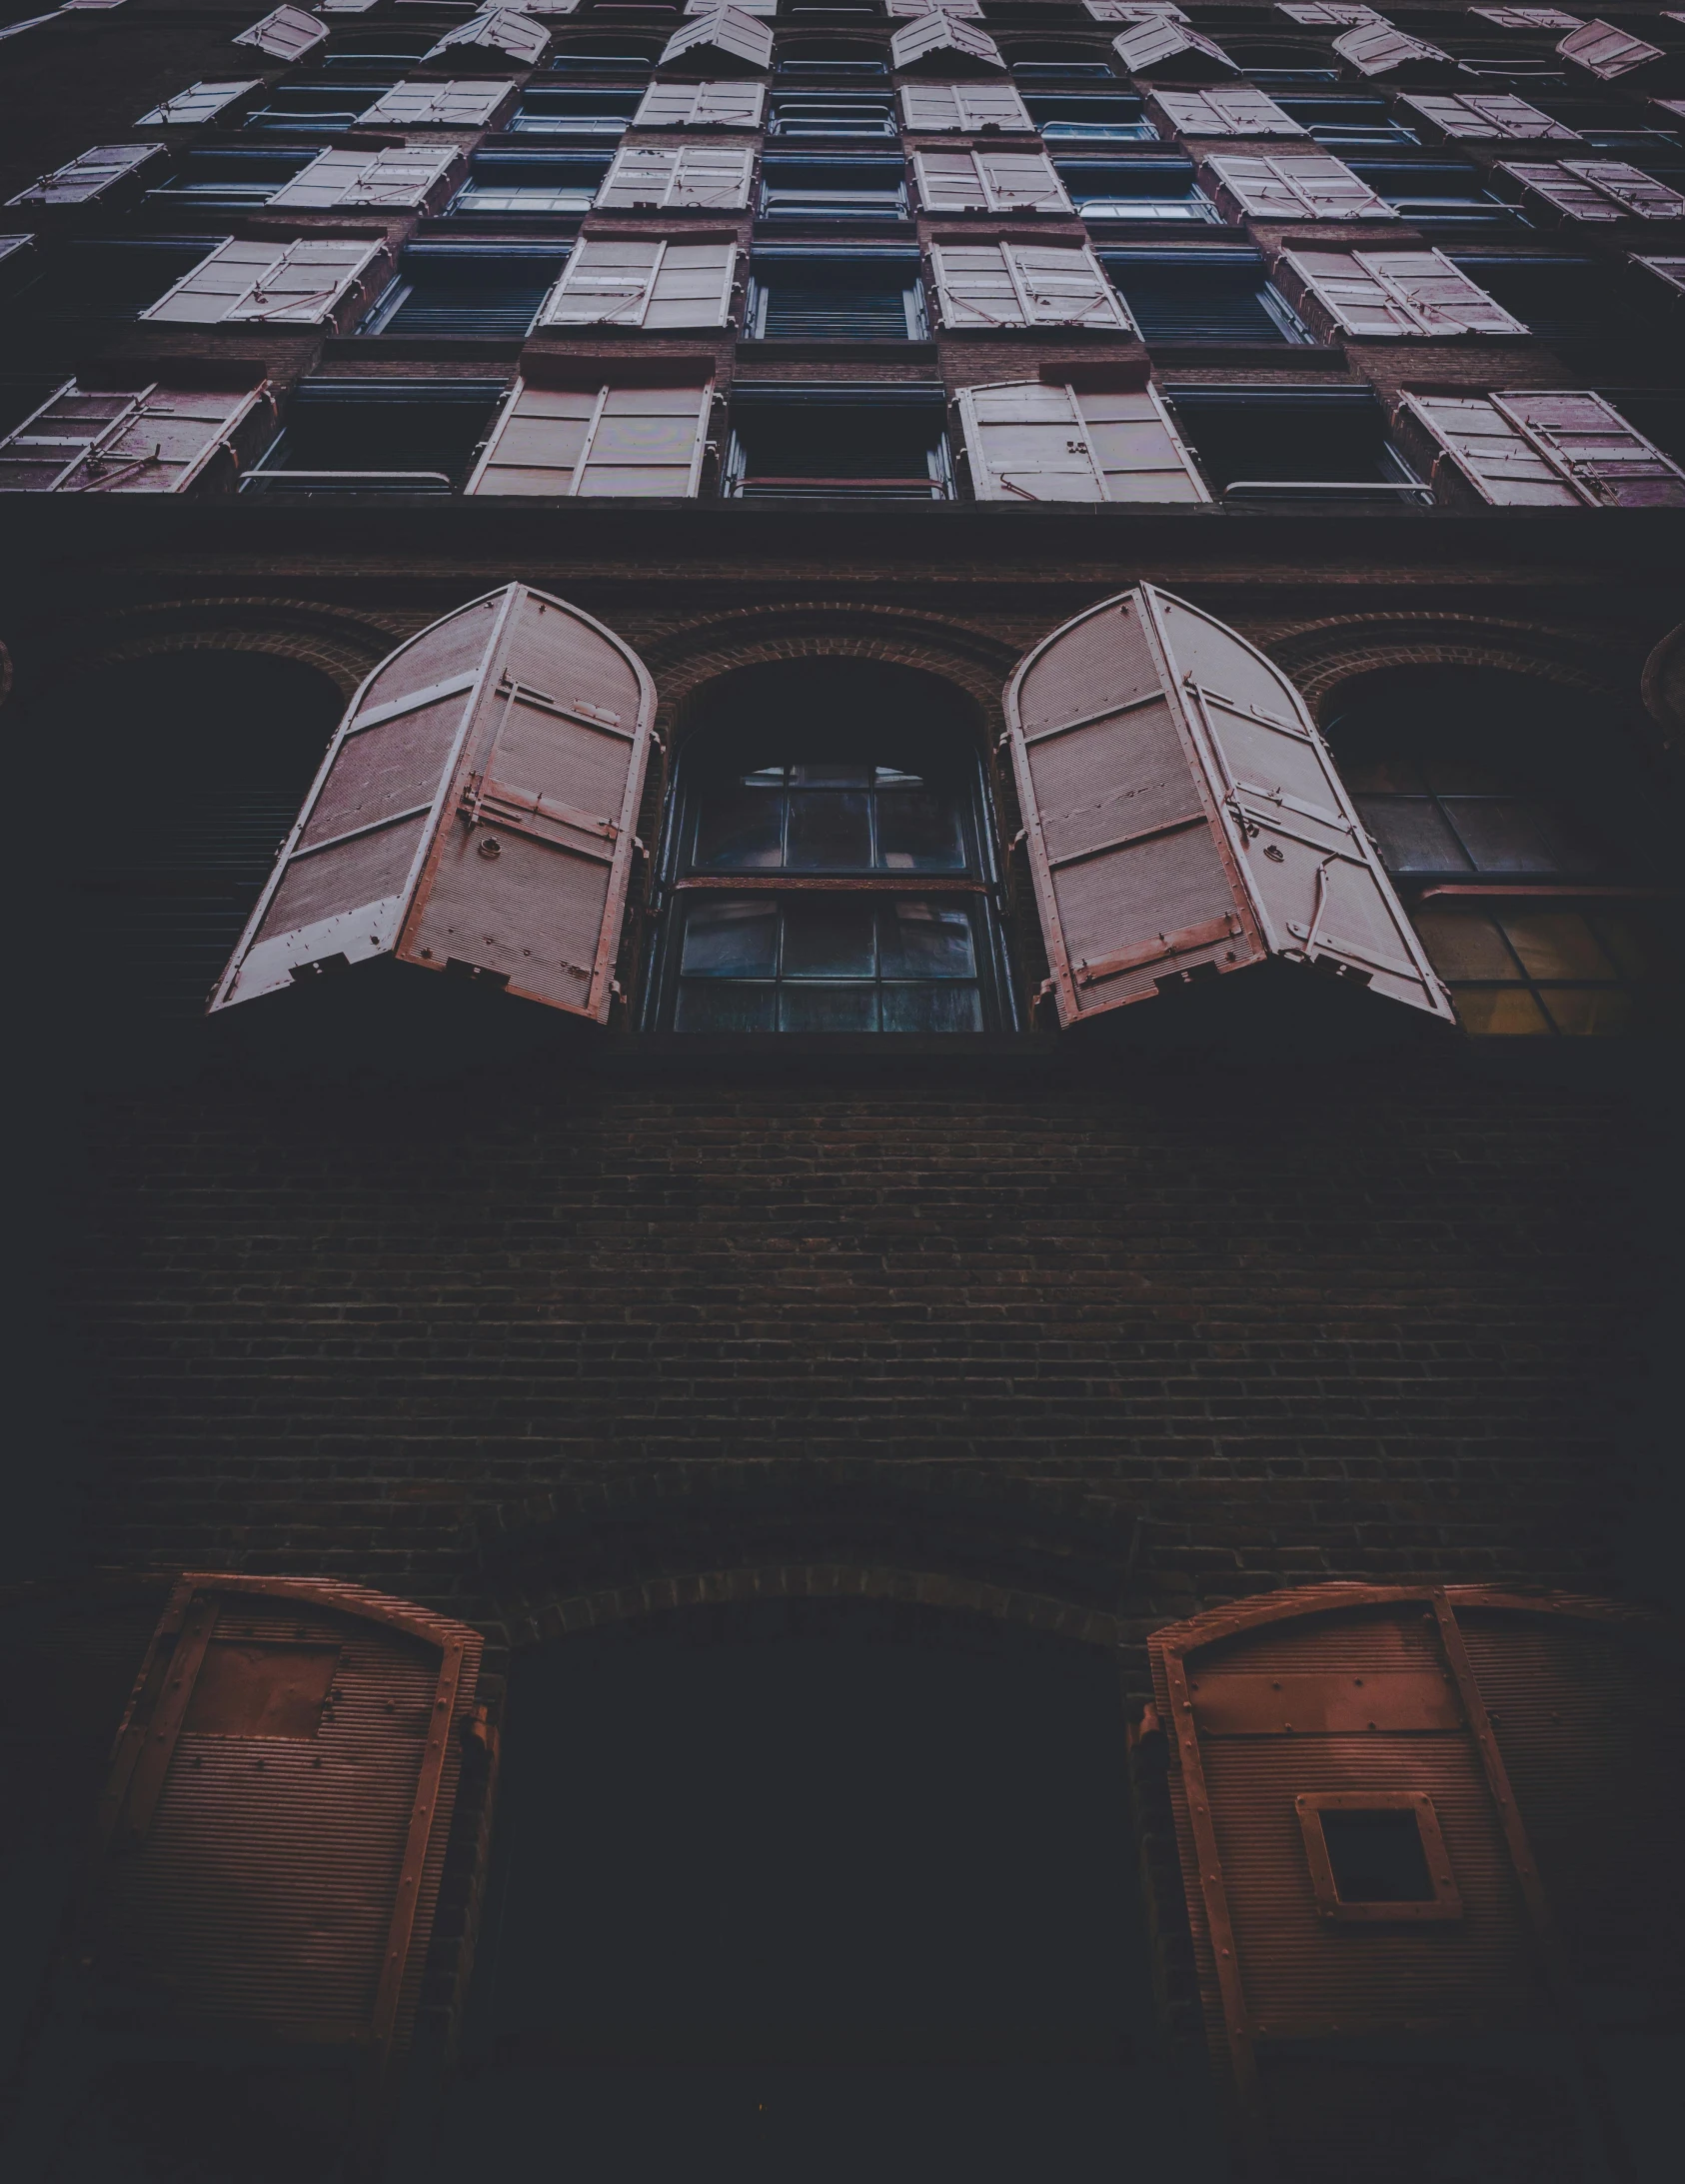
[788,790,870,869]
[695,786,786,869]
[1589,912,1667,983]
[782,898,876,978]
[681,899,780,978]
[1339,755,1427,794]
[1355,798,1471,873]
[1454,987,1553,1036]
[1319,1810,1435,1904]
[779,983,878,1032]
[880,983,985,1033]
[1498,911,1617,982]
[1539,988,1635,1037]
[877,792,965,873]
[1411,909,1518,983]
[1442,799,1600,876]
[674,982,777,1033]
[792,762,871,788]
[878,901,976,981]
[1421,755,1508,794]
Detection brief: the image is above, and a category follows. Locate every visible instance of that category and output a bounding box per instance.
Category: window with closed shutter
[134,81,263,128]
[957,378,1208,504]
[6,142,165,208]
[426,7,552,65]
[1146,88,1306,138]
[1332,24,1453,75]
[467,378,713,499]
[141,238,388,328]
[636,79,768,128]
[1202,152,1397,221]
[659,8,776,72]
[232,5,327,61]
[0,379,271,494]
[268,146,462,212]
[1276,3,1384,23]
[1109,23,1239,76]
[1557,19,1663,80]
[358,81,519,128]
[212,585,658,1018]
[913,147,1072,213]
[542,238,737,328]
[1273,247,1525,336]
[889,17,1007,73]
[598,141,756,209]
[887,0,983,17]
[899,82,1033,133]
[931,241,1135,329]
[1399,92,1580,142]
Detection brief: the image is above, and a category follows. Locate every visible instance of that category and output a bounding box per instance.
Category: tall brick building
[1,1,1681,2178]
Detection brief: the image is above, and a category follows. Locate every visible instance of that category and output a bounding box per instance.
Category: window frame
[1296,1793,1465,1925]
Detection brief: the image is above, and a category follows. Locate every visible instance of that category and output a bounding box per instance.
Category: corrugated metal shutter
[0,379,269,494]
[135,81,263,128]
[232,6,327,61]
[1557,19,1663,78]
[81,1577,482,2073]
[899,83,1032,132]
[931,241,1134,328]
[211,584,658,1019]
[1492,389,1685,506]
[958,378,1206,503]
[268,147,460,212]
[1333,23,1452,74]
[358,82,517,128]
[634,80,768,128]
[6,142,164,207]
[426,7,552,64]
[1110,22,1238,73]
[597,142,755,209]
[1004,587,1450,1026]
[889,17,1007,71]
[659,8,776,71]
[1148,88,1305,138]
[1394,391,1586,505]
[140,238,386,327]
[1275,246,1522,336]
[913,148,1070,213]
[1399,93,1581,142]
[1202,152,1396,221]
[541,238,736,327]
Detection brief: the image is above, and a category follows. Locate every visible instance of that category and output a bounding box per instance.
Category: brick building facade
[1,2,1681,2179]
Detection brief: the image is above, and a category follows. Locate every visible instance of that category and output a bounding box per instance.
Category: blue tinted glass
[877,792,964,872]
[681,899,780,977]
[779,984,878,1032]
[877,902,975,980]
[879,984,984,1033]
[695,787,785,869]
[788,791,871,870]
[674,983,777,1033]
[783,898,876,978]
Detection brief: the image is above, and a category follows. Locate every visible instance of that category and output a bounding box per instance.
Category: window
[1325,668,1670,1035]
[759,155,909,216]
[1345,156,1519,225]
[775,47,891,73]
[1275,94,1421,148]
[1213,39,1341,83]
[649,666,1010,1032]
[540,239,738,329]
[635,79,770,127]
[1053,157,1216,221]
[358,246,568,335]
[747,249,926,337]
[1010,47,1118,79]
[1297,1796,1463,1922]
[242,378,510,494]
[511,88,645,133]
[1162,385,1428,500]
[141,148,315,210]
[723,382,953,496]
[1447,252,1639,338]
[956,376,1209,501]
[1022,93,1152,140]
[242,82,401,131]
[317,33,435,68]
[1102,248,1309,342]
[447,151,613,215]
[6,238,220,323]
[599,141,756,208]
[770,92,898,134]
[546,39,660,72]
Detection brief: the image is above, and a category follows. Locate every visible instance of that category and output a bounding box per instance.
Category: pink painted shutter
[426,7,552,64]
[1333,24,1453,74]
[1273,248,1427,336]
[1564,160,1685,219]
[1393,391,1584,506]
[1078,384,1209,502]
[211,585,658,1021]
[1007,243,1135,328]
[0,381,268,495]
[7,143,164,208]
[232,6,327,60]
[1402,92,1581,141]
[598,144,682,207]
[268,147,459,212]
[1356,249,1527,333]
[635,81,767,126]
[140,239,386,327]
[1204,153,1395,221]
[79,1576,482,2075]
[1492,390,1685,507]
[915,149,989,211]
[136,81,263,127]
[1276,3,1384,22]
[1111,22,1238,72]
[1471,7,1584,24]
[1499,158,1628,220]
[889,17,1007,70]
[1086,3,1188,21]
[1557,19,1663,78]
[975,148,1071,212]
[888,0,983,14]
[930,243,1029,325]
[1203,89,1304,136]
[1633,253,1685,298]
[360,82,515,128]
[1005,586,1450,1026]
[669,143,756,207]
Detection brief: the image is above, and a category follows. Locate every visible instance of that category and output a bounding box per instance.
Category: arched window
[647,663,1013,1032]
[1325,667,1669,1035]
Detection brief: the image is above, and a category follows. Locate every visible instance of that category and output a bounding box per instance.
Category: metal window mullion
[568,384,614,496]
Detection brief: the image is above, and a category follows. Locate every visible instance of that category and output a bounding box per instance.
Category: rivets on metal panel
[477,837,502,860]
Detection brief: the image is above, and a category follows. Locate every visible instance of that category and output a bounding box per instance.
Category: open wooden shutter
[1202,152,1396,222]
[888,0,984,16]
[931,242,1135,329]
[1561,160,1685,218]
[1004,586,1451,1026]
[1333,23,1452,73]
[889,16,1007,71]
[913,148,1070,213]
[135,81,263,127]
[6,142,164,207]
[359,81,518,128]
[0,380,269,494]
[1399,92,1580,142]
[1110,22,1238,73]
[597,142,754,209]
[140,239,386,327]
[1471,6,1584,24]
[959,378,1206,503]
[233,5,326,60]
[1557,18,1662,78]
[1633,252,1685,298]
[210,585,658,1020]
[1394,391,1586,506]
[899,83,1033,132]
[1087,1,1189,19]
[1499,158,1629,220]
[541,238,737,327]
[78,1577,481,2075]
[1147,1586,1677,2183]
[1277,3,1384,22]
[634,80,768,127]
[464,378,711,497]
[1356,249,1528,333]
[1491,390,1685,506]
[1148,88,1305,138]
[425,7,552,64]
[659,8,776,71]
[1274,247,1521,337]
[268,147,460,212]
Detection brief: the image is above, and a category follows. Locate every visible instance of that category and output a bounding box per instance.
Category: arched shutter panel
[232,6,326,61]
[425,7,551,64]
[659,8,776,71]
[211,585,657,1019]
[80,1576,482,2069]
[634,80,768,128]
[1110,22,1239,73]
[958,378,1207,503]
[1147,88,1305,138]
[1557,18,1663,78]
[1004,586,1452,1025]
[1202,152,1396,222]
[1332,22,1453,74]
[889,16,1007,71]
[899,82,1032,132]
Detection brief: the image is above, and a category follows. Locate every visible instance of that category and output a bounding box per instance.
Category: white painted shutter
[1471,9,1583,26]
[659,9,775,70]
[1556,20,1663,78]
[1110,23,1238,73]
[1005,586,1452,1027]
[425,9,551,64]
[889,17,1007,71]
[358,83,517,128]
[887,0,983,16]
[1491,391,1685,507]
[7,143,163,207]
[232,7,326,61]
[1633,253,1685,298]
[0,380,269,495]
[1202,152,1395,221]
[541,238,736,327]
[1399,93,1581,142]
[1276,4,1383,23]
[1275,247,1522,336]
[634,80,767,128]
[597,141,754,209]
[135,81,262,128]
[211,586,657,1022]
[141,239,385,327]
[914,148,1071,213]
[268,147,460,212]
[1395,391,1585,506]
[931,242,1135,330]
[899,83,1032,132]
[465,380,712,498]
[959,379,1206,503]
[1085,2,1188,19]
[1149,89,1305,138]
[1332,24,1452,74]
[1500,159,1685,220]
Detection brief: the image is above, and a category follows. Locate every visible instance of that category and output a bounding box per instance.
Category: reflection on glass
[1499,911,1615,982]
[1355,799,1470,873]
[782,898,875,978]
[878,792,964,873]
[694,787,784,869]
[690,759,966,874]
[1444,800,1598,876]
[788,791,871,870]
[879,901,975,980]
[673,897,984,1033]
[779,984,878,1033]
[680,898,778,979]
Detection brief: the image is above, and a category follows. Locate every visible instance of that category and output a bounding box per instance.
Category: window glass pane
[1588,911,1666,983]
[1442,799,1599,876]
[779,984,878,1032]
[788,790,871,869]
[674,982,777,1033]
[878,791,965,872]
[1451,987,1553,1036]
[1339,755,1428,794]
[782,898,876,978]
[878,901,976,980]
[1539,988,1635,1037]
[1497,911,1617,982]
[1411,909,1518,982]
[695,786,786,869]
[1355,798,1471,873]
[792,762,871,788]
[680,899,780,978]
[881,983,985,1033]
